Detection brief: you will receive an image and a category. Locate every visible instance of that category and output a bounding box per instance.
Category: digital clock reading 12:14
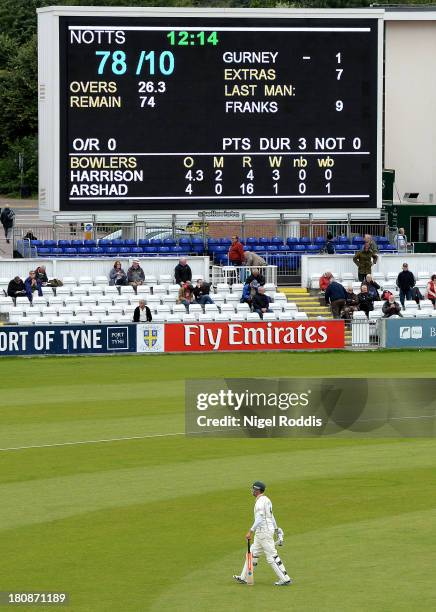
[167,31,219,46]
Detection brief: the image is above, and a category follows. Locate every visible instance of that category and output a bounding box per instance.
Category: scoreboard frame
[37,6,384,220]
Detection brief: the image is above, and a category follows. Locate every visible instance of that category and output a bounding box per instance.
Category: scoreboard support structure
[37,6,384,221]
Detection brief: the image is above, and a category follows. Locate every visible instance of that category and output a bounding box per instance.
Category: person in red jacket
[228,235,245,266]
[319,271,332,293]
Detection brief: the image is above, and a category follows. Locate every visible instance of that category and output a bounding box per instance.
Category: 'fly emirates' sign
[165,321,344,352]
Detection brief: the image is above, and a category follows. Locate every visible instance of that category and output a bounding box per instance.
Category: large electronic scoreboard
[38,7,383,214]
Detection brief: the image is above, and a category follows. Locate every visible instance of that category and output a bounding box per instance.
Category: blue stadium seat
[158,246,170,255]
[179,238,191,248]
[253,245,266,253]
[111,239,123,246]
[286,237,298,246]
[118,247,130,254]
[84,239,97,247]
[99,239,110,247]
[150,239,163,247]
[306,245,320,254]
[44,240,57,247]
[138,238,150,246]
[171,246,184,254]
[143,246,156,254]
[314,236,326,245]
[130,247,143,255]
[220,237,232,247]
[266,245,278,252]
[71,240,83,247]
[293,244,307,252]
[271,236,284,245]
[163,238,176,246]
[50,247,63,255]
[36,247,50,256]
[299,236,310,245]
[64,248,78,256]
[90,247,104,255]
[278,244,289,252]
[58,240,71,247]
[124,239,137,246]
[31,240,43,247]
[258,237,270,246]
[105,247,118,256]
[246,237,258,247]
[77,247,91,255]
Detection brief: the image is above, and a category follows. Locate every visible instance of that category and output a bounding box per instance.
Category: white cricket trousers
[241,530,290,582]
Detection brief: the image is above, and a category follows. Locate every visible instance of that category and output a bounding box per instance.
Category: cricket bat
[246,540,254,585]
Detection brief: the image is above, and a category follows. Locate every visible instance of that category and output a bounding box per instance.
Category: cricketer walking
[233,481,292,586]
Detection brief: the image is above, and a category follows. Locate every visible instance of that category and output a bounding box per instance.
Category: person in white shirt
[233,481,292,586]
[393,228,408,253]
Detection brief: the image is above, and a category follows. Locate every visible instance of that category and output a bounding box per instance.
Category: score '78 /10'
[96,50,175,76]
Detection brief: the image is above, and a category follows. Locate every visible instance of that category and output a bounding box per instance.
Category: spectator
[24,230,38,241]
[364,233,378,255]
[353,243,378,282]
[109,260,127,286]
[396,262,415,308]
[381,289,393,301]
[133,299,152,322]
[362,274,380,301]
[325,232,335,254]
[0,207,15,243]
[252,286,272,319]
[357,285,374,318]
[228,235,245,267]
[324,276,347,319]
[412,286,423,305]
[342,285,359,321]
[240,280,258,307]
[174,257,192,286]
[245,268,265,287]
[35,265,49,285]
[319,271,333,293]
[426,274,436,308]
[382,294,402,318]
[193,278,214,305]
[127,259,145,288]
[244,251,266,268]
[24,271,43,302]
[177,282,195,311]
[7,276,26,299]
[393,228,408,253]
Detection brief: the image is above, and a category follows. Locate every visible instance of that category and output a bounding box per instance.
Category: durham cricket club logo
[143,327,159,349]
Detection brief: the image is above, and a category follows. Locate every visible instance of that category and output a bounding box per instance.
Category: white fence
[301,254,436,288]
[0,257,210,284]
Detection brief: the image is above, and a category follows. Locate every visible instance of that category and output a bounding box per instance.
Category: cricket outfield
[0,352,435,611]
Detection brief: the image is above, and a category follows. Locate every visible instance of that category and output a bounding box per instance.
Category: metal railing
[211,265,277,286]
[350,318,381,349]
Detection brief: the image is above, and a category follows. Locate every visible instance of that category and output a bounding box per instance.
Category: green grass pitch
[1,351,435,611]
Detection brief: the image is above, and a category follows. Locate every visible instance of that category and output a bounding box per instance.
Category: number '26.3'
[95,50,175,76]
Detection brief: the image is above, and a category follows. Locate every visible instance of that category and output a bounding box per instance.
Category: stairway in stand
[278,287,351,346]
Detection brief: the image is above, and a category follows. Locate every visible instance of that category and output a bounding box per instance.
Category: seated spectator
[325,232,335,254]
[174,257,192,286]
[382,294,402,318]
[426,274,436,308]
[133,299,152,322]
[357,285,374,317]
[396,262,415,307]
[244,251,266,268]
[24,270,43,302]
[341,285,359,321]
[109,260,127,286]
[252,286,272,319]
[127,259,145,288]
[245,268,265,287]
[362,274,380,301]
[35,265,49,285]
[319,271,333,293]
[177,282,195,311]
[193,278,214,305]
[7,276,26,299]
[240,280,258,307]
[324,276,347,319]
[24,230,38,241]
[381,289,393,301]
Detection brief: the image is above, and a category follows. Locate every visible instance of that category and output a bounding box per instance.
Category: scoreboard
[39,9,383,213]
